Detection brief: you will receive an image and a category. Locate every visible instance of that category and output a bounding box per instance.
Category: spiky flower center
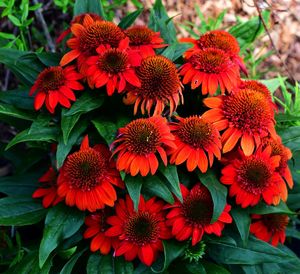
[182,186,213,226]
[97,49,128,73]
[190,48,230,74]
[240,81,271,99]
[126,26,154,45]
[223,89,273,134]
[237,157,272,194]
[261,214,289,233]
[124,119,161,155]
[177,116,213,149]
[125,211,160,245]
[197,31,240,54]
[79,21,125,55]
[65,148,106,191]
[137,55,180,100]
[38,67,65,92]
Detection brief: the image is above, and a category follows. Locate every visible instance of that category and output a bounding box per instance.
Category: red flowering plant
[0,0,300,273]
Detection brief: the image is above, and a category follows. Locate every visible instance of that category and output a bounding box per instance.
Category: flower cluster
[31,12,293,268]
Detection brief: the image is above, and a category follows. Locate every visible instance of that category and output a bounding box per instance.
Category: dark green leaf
[249,201,295,215]
[86,254,102,274]
[0,88,34,110]
[36,52,61,67]
[0,102,35,121]
[202,261,230,274]
[60,248,87,274]
[61,110,81,144]
[118,9,143,29]
[277,126,300,152]
[74,0,106,20]
[197,170,227,223]
[0,196,46,226]
[231,207,250,246]
[39,204,84,268]
[114,257,134,274]
[124,175,142,210]
[92,119,117,145]
[162,43,191,61]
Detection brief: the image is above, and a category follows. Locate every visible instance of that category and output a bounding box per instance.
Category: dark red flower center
[97,49,128,73]
[223,89,273,134]
[177,116,214,149]
[124,119,161,155]
[189,48,231,74]
[237,157,272,194]
[261,214,289,233]
[126,26,154,46]
[38,67,65,92]
[79,21,125,55]
[125,211,160,245]
[65,148,107,191]
[137,55,181,100]
[182,186,213,226]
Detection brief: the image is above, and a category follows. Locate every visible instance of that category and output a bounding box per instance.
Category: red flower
[86,37,141,95]
[32,167,63,208]
[125,25,167,57]
[123,55,183,116]
[56,13,102,44]
[168,116,221,172]
[57,136,123,212]
[105,195,171,266]
[30,66,83,113]
[179,48,240,95]
[165,184,232,245]
[203,89,276,156]
[84,209,118,254]
[112,116,176,176]
[250,214,289,246]
[220,147,287,208]
[60,15,125,75]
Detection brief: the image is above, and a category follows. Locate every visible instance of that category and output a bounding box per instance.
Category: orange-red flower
[112,116,176,176]
[262,136,293,188]
[125,25,167,57]
[220,147,287,208]
[60,15,125,74]
[123,55,183,116]
[30,66,83,113]
[56,13,102,44]
[179,48,240,95]
[203,89,276,156]
[105,195,171,266]
[86,37,141,94]
[181,30,247,75]
[165,184,232,246]
[250,214,289,246]
[57,136,123,212]
[32,167,63,208]
[84,209,118,254]
[168,116,222,172]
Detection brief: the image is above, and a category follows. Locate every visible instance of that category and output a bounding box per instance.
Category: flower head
[125,25,167,57]
[112,116,176,176]
[220,147,287,207]
[165,184,232,245]
[84,209,118,254]
[179,48,240,95]
[86,37,141,94]
[203,89,276,155]
[32,167,63,208]
[250,214,289,246]
[168,116,221,172]
[105,195,171,266]
[57,136,123,212]
[124,55,183,116]
[30,66,83,113]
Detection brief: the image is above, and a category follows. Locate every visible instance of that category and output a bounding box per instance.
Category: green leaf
[0,88,34,110]
[159,164,182,201]
[118,9,143,29]
[143,175,174,204]
[0,196,46,226]
[61,110,81,145]
[0,102,35,121]
[39,204,84,268]
[202,261,230,274]
[124,175,142,210]
[74,0,106,20]
[36,52,61,67]
[259,78,285,94]
[114,257,134,274]
[162,43,191,61]
[231,207,250,246]
[249,201,295,215]
[86,254,103,274]
[60,248,87,274]
[197,170,227,223]
[277,126,300,152]
[92,119,117,145]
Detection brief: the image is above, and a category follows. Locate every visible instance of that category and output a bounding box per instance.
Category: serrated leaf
[124,175,142,210]
[231,207,250,246]
[197,170,227,223]
[0,196,47,226]
[39,204,84,268]
[118,9,143,29]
